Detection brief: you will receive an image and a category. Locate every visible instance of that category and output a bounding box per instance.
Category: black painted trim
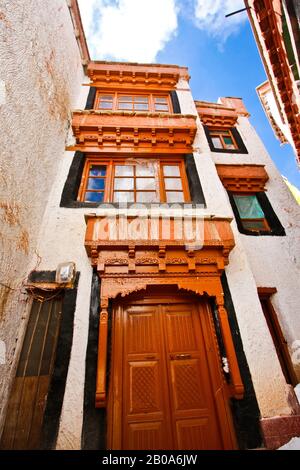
[185,154,206,206]
[221,272,262,450]
[256,192,286,236]
[28,271,80,450]
[203,125,248,154]
[85,87,96,110]
[60,152,87,208]
[228,191,286,236]
[170,90,181,114]
[28,271,56,283]
[81,271,106,450]
[231,127,248,154]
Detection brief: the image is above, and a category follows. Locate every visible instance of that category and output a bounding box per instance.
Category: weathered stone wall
[0,0,85,430]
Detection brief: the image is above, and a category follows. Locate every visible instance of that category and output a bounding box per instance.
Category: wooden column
[95,299,108,408]
[216,296,244,399]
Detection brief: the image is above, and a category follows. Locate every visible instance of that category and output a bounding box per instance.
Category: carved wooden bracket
[87,62,190,90]
[215,164,269,192]
[70,111,197,154]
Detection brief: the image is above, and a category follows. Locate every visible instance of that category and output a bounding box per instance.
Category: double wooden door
[107,292,236,450]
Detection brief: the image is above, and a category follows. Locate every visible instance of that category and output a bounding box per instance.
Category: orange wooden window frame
[233,192,271,233]
[208,128,238,150]
[78,156,190,203]
[95,91,172,113]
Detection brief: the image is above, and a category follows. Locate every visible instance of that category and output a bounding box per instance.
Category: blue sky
[78,0,300,188]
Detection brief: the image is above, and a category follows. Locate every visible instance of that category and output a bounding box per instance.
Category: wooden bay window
[78,157,190,204]
[95,92,171,113]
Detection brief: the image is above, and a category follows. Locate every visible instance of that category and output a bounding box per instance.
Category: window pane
[242,220,267,231]
[100,95,113,100]
[134,103,149,111]
[136,164,155,176]
[155,104,169,111]
[118,95,132,102]
[136,178,156,190]
[134,96,148,103]
[99,101,113,109]
[113,191,134,203]
[118,102,133,110]
[136,192,158,203]
[233,195,265,219]
[115,165,134,176]
[224,136,235,149]
[212,136,223,149]
[89,165,106,177]
[114,178,134,190]
[166,191,184,203]
[164,178,183,190]
[87,178,105,190]
[163,165,180,177]
[154,97,168,103]
[84,192,104,203]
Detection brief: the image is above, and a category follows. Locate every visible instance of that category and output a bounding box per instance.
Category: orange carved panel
[216,164,269,192]
[71,111,197,153]
[87,62,190,91]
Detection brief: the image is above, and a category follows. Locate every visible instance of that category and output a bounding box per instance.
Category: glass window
[166,192,185,203]
[233,194,269,232]
[113,191,134,203]
[96,92,171,112]
[79,158,189,204]
[98,95,114,110]
[163,165,180,177]
[233,195,265,219]
[114,178,134,190]
[154,96,169,112]
[85,192,104,203]
[209,128,238,150]
[136,192,158,203]
[136,178,156,190]
[164,178,183,190]
[115,165,134,176]
[82,164,107,203]
[212,137,223,149]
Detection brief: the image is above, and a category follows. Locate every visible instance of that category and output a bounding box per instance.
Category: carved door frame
[96,274,244,410]
[106,288,237,450]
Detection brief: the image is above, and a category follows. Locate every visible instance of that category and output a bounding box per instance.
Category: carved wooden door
[107,293,235,450]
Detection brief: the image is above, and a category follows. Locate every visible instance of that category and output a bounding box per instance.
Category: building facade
[1,3,300,452]
[246,0,300,164]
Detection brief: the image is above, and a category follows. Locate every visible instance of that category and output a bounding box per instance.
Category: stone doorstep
[260,415,300,450]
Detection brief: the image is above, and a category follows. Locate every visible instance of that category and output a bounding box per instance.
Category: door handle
[170,353,191,360]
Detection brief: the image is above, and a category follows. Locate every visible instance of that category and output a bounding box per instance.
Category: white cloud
[193,0,247,43]
[78,0,178,62]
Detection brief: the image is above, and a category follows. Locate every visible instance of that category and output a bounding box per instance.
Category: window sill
[60,201,206,209]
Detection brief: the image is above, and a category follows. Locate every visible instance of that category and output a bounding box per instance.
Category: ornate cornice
[87,61,190,90]
[215,164,269,192]
[246,0,300,163]
[70,111,197,153]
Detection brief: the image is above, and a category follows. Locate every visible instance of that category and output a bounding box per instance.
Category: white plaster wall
[177,84,300,416]
[0,0,85,430]
[19,77,300,449]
